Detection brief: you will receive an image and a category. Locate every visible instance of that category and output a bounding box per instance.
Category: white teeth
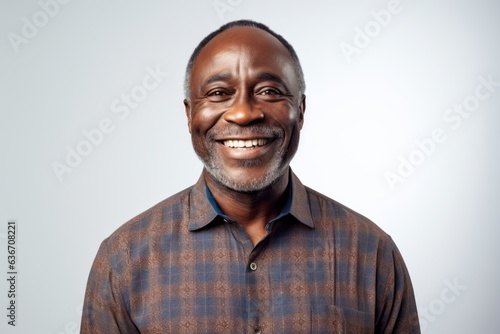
[223,139,269,148]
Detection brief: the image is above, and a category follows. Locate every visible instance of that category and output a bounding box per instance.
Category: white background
[1,0,499,333]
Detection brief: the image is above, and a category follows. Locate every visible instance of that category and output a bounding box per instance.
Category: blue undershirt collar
[205,178,293,224]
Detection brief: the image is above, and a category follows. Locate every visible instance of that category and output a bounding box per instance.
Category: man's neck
[204,169,290,245]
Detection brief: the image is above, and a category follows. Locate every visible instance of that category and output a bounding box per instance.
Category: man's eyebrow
[257,72,289,90]
[201,72,290,90]
[202,73,232,86]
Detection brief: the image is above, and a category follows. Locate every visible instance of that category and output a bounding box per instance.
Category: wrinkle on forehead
[191,27,299,92]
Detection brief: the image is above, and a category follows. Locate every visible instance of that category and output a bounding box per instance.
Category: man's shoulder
[302,185,391,242]
[104,185,195,245]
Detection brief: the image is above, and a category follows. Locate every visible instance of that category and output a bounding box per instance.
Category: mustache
[207,124,284,140]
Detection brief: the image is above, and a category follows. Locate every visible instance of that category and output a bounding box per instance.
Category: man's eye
[205,90,232,101]
[208,90,226,96]
[260,89,281,95]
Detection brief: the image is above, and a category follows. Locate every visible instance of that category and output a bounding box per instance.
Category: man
[81,20,420,333]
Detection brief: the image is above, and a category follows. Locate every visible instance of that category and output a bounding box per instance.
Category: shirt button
[254,327,262,334]
[249,262,257,271]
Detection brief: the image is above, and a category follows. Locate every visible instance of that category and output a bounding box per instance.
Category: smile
[223,138,270,148]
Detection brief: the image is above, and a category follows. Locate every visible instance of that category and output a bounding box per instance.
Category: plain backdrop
[1,0,499,333]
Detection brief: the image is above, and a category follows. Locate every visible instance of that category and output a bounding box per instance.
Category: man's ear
[298,94,306,130]
[184,99,192,134]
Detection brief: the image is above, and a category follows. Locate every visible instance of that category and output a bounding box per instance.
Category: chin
[197,139,297,193]
[207,164,288,193]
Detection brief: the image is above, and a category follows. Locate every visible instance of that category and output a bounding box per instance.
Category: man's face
[184,26,305,192]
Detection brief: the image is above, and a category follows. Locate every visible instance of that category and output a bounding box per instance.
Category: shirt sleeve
[80,239,139,334]
[375,238,421,333]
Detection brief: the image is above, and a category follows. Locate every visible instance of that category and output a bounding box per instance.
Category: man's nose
[223,94,264,125]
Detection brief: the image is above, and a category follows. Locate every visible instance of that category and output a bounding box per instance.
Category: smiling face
[184,26,305,192]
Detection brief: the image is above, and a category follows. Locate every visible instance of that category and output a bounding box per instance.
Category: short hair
[183,19,305,100]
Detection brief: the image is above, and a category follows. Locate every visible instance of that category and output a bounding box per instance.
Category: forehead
[191,26,296,84]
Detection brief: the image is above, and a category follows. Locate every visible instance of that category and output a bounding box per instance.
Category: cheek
[282,109,303,150]
[278,107,302,134]
[191,107,220,135]
[288,109,299,121]
[193,127,203,136]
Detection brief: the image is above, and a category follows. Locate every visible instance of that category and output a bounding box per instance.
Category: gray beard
[202,144,289,193]
[196,125,290,192]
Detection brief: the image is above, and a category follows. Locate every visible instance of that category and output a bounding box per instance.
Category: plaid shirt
[81,171,420,333]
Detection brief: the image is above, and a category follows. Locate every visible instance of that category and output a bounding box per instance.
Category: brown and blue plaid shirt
[81,171,420,333]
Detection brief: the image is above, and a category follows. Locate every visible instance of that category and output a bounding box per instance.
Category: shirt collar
[188,169,314,231]
[187,175,219,231]
[288,171,314,228]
